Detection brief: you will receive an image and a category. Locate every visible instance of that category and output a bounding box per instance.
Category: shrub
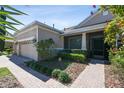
[71,49,87,55]
[35,38,56,60]
[25,61,54,76]
[70,53,86,62]
[31,63,36,69]
[25,62,30,66]
[59,49,87,55]
[35,64,41,71]
[1,51,8,55]
[58,71,71,83]
[42,67,48,73]
[39,66,44,73]
[109,48,124,68]
[58,53,86,62]
[29,62,33,68]
[5,48,12,54]
[46,69,53,76]
[24,61,34,66]
[52,69,61,78]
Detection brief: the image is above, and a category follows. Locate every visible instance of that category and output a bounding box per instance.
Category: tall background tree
[0,5,27,51]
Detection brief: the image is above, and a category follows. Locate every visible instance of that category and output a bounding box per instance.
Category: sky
[10,5,99,34]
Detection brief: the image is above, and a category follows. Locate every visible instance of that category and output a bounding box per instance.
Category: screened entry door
[92,37,104,59]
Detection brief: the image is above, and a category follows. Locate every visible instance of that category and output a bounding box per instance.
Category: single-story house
[14,10,114,61]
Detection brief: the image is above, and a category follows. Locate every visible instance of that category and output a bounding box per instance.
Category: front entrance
[86,31,109,59]
[91,37,104,59]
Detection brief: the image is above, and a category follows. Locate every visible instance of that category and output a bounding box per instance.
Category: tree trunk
[0,6,6,51]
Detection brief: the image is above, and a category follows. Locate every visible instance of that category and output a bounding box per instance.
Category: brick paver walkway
[71,59,105,88]
[0,55,66,88]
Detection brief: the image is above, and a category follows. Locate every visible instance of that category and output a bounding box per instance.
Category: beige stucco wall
[14,25,64,61]
[14,26,38,61]
[38,27,64,48]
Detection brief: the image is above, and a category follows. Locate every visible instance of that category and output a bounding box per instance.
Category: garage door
[20,44,38,61]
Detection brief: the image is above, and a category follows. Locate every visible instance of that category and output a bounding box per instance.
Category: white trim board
[63,23,107,35]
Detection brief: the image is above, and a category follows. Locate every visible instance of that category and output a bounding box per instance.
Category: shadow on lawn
[8,55,50,82]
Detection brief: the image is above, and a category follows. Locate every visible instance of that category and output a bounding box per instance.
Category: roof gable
[74,11,114,29]
[15,21,63,36]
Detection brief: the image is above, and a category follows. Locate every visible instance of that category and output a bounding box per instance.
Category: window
[68,36,82,49]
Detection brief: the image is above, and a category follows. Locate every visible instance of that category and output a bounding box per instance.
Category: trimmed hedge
[59,49,87,55]
[58,53,86,62]
[25,61,53,76]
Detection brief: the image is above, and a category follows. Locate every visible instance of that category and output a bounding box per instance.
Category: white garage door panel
[20,44,38,61]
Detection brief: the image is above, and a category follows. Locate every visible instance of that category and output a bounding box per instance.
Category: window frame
[68,36,82,49]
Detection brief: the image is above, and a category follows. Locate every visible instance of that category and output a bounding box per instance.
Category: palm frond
[6,15,24,25]
[0,17,19,25]
[3,5,28,15]
[0,10,22,15]
[0,35,13,40]
[0,5,27,40]
[0,26,8,32]
[0,24,19,31]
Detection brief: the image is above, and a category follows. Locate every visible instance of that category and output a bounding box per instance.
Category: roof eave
[63,22,107,36]
[14,21,63,36]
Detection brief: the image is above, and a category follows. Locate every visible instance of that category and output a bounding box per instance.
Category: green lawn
[0,67,11,78]
[0,67,23,88]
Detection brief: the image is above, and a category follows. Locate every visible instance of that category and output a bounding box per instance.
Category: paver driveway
[0,55,105,88]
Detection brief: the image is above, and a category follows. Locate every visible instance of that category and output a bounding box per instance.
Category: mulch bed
[105,63,124,88]
[39,59,88,85]
[65,62,87,83]
[0,74,23,88]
